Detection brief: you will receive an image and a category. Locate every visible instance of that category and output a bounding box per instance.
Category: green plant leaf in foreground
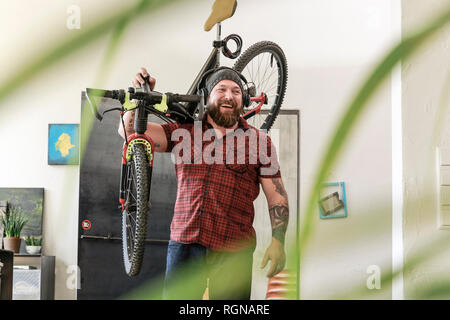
[0,0,178,105]
[124,7,450,300]
[299,7,450,258]
[79,9,134,163]
[0,0,182,300]
[1,0,449,300]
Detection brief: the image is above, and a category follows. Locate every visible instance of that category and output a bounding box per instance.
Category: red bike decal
[81,220,92,231]
[119,198,125,212]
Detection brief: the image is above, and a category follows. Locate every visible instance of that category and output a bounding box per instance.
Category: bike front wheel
[122,143,151,276]
[233,41,288,132]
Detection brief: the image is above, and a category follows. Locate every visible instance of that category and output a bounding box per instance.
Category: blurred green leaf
[297,6,450,299]
[121,6,450,301]
[0,0,178,104]
[1,0,449,300]
[300,6,450,259]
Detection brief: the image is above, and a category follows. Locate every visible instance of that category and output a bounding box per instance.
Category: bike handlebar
[85,87,202,121]
[85,86,266,123]
[86,88,201,104]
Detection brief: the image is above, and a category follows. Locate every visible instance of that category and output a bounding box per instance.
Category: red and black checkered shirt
[161,115,281,252]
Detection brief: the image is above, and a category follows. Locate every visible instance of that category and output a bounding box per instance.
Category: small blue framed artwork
[48,124,80,165]
[318,182,348,219]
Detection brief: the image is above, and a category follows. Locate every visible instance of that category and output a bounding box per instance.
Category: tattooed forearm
[126,110,136,132]
[272,178,288,199]
[267,177,289,243]
[119,110,136,138]
[269,205,289,244]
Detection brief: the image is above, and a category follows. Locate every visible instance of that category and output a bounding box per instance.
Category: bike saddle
[204,0,237,31]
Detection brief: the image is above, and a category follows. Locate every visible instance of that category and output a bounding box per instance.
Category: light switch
[441,206,450,226]
[438,148,450,229]
[441,166,450,185]
[440,186,450,205]
[440,148,450,165]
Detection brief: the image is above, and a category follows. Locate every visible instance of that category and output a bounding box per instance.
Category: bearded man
[118,67,289,300]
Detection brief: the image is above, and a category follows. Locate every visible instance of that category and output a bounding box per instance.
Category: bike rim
[239,50,284,130]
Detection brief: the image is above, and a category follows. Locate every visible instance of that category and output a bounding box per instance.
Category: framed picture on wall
[0,188,44,253]
[318,182,348,219]
[48,123,80,165]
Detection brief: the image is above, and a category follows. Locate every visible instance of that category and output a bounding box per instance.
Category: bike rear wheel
[122,143,150,276]
[233,41,288,132]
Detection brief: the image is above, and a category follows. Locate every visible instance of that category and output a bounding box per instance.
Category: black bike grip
[171,94,202,103]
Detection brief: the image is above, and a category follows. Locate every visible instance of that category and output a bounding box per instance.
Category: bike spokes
[234,41,288,131]
[242,52,281,127]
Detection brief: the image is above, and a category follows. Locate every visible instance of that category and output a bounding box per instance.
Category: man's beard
[206,99,242,128]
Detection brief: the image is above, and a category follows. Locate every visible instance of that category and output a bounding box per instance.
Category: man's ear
[205,94,212,110]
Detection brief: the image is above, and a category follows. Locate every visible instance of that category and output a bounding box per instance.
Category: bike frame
[184,23,223,114]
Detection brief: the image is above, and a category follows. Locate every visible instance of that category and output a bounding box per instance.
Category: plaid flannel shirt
[161,115,281,252]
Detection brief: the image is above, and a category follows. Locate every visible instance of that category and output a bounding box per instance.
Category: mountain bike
[85,1,288,277]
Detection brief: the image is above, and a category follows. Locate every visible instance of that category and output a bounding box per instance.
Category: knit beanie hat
[205,68,244,96]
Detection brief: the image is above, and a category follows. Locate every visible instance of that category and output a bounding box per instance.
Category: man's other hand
[132,67,156,90]
[260,238,286,278]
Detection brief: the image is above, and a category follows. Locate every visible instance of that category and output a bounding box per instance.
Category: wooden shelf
[14,253,42,257]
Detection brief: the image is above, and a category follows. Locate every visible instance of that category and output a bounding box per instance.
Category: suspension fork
[135,101,148,135]
[119,145,128,211]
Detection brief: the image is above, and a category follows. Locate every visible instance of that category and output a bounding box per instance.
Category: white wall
[0,0,129,300]
[294,1,396,299]
[401,0,450,299]
[0,0,399,299]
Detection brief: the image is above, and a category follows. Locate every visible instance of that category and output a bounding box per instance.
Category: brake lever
[102,107,124,117]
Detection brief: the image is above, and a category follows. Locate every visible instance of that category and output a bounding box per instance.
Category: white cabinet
[12,255,55,300]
